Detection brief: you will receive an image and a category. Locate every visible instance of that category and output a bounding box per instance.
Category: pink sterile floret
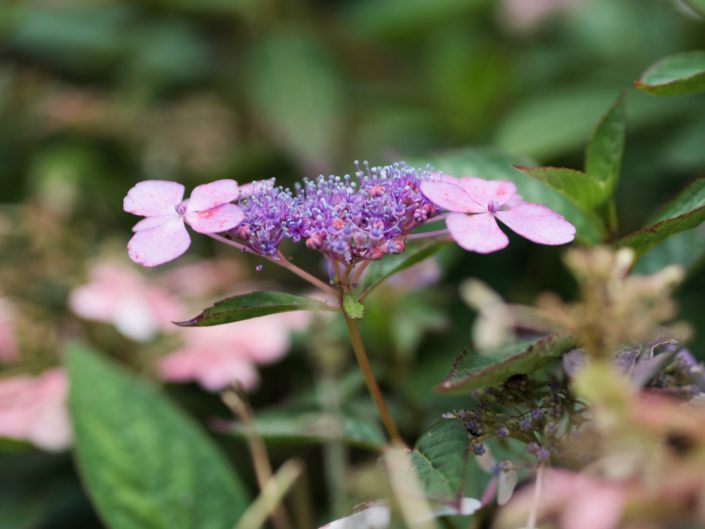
[69,262,185,342]
[420,175,575,253]
[0,368,71,451]
[158,311,310,392]
[123,179,244,267]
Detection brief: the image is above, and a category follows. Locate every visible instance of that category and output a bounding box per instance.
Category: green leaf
[342,293,365,319]
[514,166,608,212]
[229,411,384,451]
[619,179,705,255]
[410,419,469,502]
[67,344,249,529]
[635,51,705,96]
[495,85,687,160]
[437,334,576,394]
[415,148,600,243]
[684,0,705,16]
[176,291,335,327]
[244,29,345,170]
[360,240,446,297]
[585,93,626,193]
[633,226,705,274]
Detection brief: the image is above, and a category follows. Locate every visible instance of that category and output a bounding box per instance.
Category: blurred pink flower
[124,179,244,267]
[501,0,579,34]
[0,299,18,363]
[497,469,625,529]
[158,258,244,298]
[386,259,441,290]
[420,175,575,253]
[0,368,71,451]
[69,263,185,341]
[158,312,310,392]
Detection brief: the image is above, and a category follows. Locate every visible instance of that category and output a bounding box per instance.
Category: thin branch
[222,388,292,529]
[206,233,336,297]
[406,229,450,240]
[233,459,304,529]
[526,464,545,529]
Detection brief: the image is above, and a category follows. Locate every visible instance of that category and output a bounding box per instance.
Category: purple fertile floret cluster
[230,162,438,263]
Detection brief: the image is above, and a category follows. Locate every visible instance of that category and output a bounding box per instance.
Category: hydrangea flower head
[420,175,575,253]
[287,162,438,263]
[231,181,295,257]
[124,179,244,267]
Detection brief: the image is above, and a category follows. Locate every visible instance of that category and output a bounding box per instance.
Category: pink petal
[563,486,624,529]
[123,180,184,217]
[457,178,516,209]
[446,212,509,253]
[132,215,177,232]
[420,180,484,213]
[185,203,244,234]
[0,368,71,451]
[187,179,239,213]
[127,218,191,267]
[158,348,259,391]
[495,202,576,246]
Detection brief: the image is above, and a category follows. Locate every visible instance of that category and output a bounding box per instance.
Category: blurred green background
[1,0,705,527]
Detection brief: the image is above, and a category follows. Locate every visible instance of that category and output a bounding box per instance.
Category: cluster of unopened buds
[123,161,576,274]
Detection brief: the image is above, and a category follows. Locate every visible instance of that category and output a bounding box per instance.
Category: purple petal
[457,178,516,209]
[446,212,509,253]
[185,203,245,234]
[123,180,184,217]
[495,202,576,245]
[420,180,484,213]
[187,180,239,213]
[239,178,275,199]
[127,218,190,267]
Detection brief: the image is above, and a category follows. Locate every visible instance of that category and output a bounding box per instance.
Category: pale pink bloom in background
[496,469,624,529]
[158,311,310,391]
[420,175,575,253]
[500,0,580,34]
[386,259,441,291]
[0,368,71,451]
[124,179,244,267]
[69,263,185,341]
[158,258,244,298]
[0,299,18,363]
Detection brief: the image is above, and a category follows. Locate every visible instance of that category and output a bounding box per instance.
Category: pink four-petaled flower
[124,180,244,267]
[420,175,575,253]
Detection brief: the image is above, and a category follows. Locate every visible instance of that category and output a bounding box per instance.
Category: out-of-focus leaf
[244,29,345,171]
[496,86,686,160]
[620,179,705,254]
[416,148,600,243]
[684,0,705,16]
[228,411,385,451]
[437,334,576,394]
[410,419,470,502]
[360,241,446,297]
[4,6,132,71]
[67,344,249,529]
[514,166,608,212]
[585,93,626,193]
[635,51,705,96]
[633,225,705,274]
[345,0,485,38]
[127,22,211,85]
[176,291,335,327]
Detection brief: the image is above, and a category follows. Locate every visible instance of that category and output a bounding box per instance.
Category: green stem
[341,312,403,445]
